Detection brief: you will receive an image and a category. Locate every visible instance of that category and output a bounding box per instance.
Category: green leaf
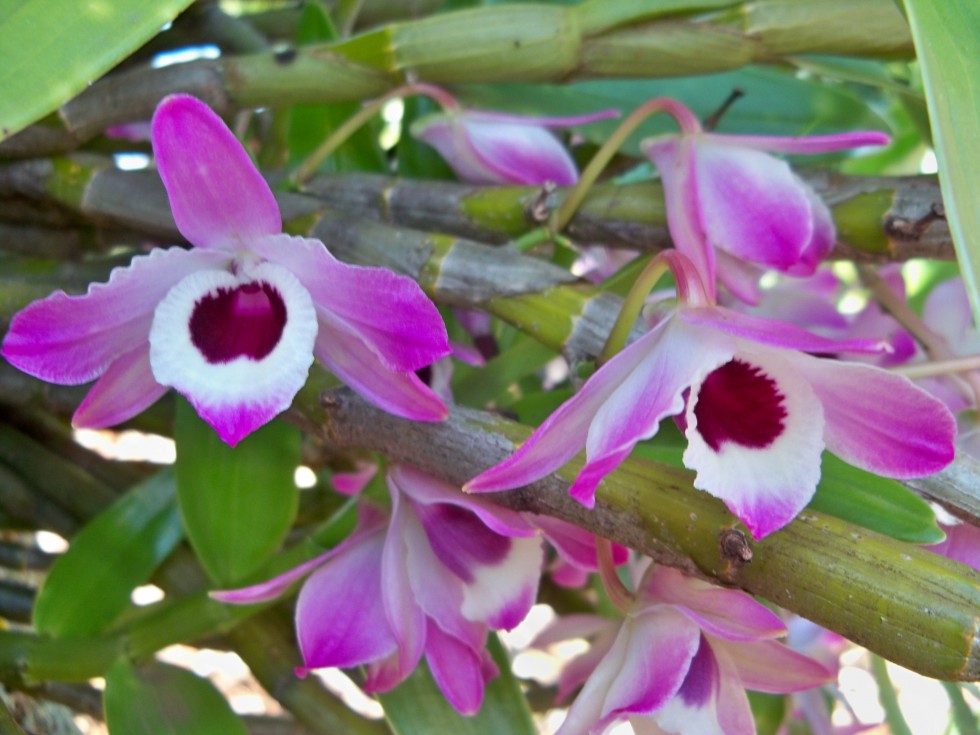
[378,635,535,735]
[809,453,943,544]
[903,0,980,331]
[0,0,195,139]
[104,659,248,735]
[33,470,182,638]
[748,691,789,735]
[175,400,300,586]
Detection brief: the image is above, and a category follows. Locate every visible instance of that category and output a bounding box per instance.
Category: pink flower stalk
[2,95,450,445]
[541,565,831,735]
[411,107,619,186]
[466,253,956,539]
[640,100,890,302]
[213,465,543,715]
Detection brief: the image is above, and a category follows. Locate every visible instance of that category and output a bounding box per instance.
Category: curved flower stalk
[639,100,889,302]
[466,252,956,539]
[541,565,831,735]
[411,100,619,186]
[2,95,450,445]
[213,465,543,715]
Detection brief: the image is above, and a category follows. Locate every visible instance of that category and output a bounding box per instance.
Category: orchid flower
[466,252,956,539]
[411,106,618,186]
[541,565,831,735]
[2,95,450,445]
[639,100,889,303]
[214,465,543,714]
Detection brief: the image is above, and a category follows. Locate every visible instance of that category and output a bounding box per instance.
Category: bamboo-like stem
[1,0,912,157]
[321,388,980,681]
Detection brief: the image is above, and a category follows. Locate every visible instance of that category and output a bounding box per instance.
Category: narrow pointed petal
[72,343,168,428]
[314,314,448,422]
[459,109,620,128]
[558,609,700,735]
[570,318,734,506]
[707,130,890,155]
[465,329,660,495]
[789,353,956,477]
[642,567,785,642]
[693,141,814,269]
[381,487,427,679]
[531,515,629,572]
[720,637,833,692]
[426,619,494,715]
[683,350,825,539]
[714,250,763,305]
[212,507,387,604]
[152,94,281,248]
[2,247,229,384]
[643,136,716,296]
[681,305,888,354]
[250,234,449,372]
[554,627,617,705]
[150,261,318,446]
[296,531,398,671]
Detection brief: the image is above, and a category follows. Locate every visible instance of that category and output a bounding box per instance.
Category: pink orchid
[640,100,889,302]
[542,565,831,735]
[927,521,980,571]
[411,108,618,186]
[466,253,956,539]
[1,95,449,445]
[213,465,543,714]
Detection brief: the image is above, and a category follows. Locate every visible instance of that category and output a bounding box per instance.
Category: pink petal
[642,136,716,298]
[412,112,580,185]
[149,262,318,446]
[569,318,734,506]
[789,353,956,478]
[693,140,815,269]
[2,247,228,385]
[151,94,281,248]
[714,250,763,305]
[314,313,448,422]
[392,465,536,538]
[683,348,825,539]
[331,461,378,496]
[558,608,700,735]
[707,130,890,155]
[250,234,450,373]
[642,566,785,642]
[425,619,495,716]
[459,109,620,128]
[785,185,836,276]
[719,637,833,692]
[924,277,975,347]
[928,522,980,571]
[681,305,888,355]
[296,530,398,671]
[531,515,629,572]
[72,342,168,428]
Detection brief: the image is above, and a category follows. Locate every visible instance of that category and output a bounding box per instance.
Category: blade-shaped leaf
[104,659,248,735]
[903,0,980,329]
[0,0,195,139]
[807,453,942,544]
[175,400,300,586]
[33,470,182,638]
[378,635,535,735]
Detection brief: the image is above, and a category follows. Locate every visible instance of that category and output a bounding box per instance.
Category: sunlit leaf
[903,0,980,328]
[33,471,182,638]
[175,400,300,586]
[104,659,248,735]
[0,0,195,139]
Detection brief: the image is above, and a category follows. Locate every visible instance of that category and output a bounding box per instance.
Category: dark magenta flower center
[190,281,287,364]
[693,359,787,452]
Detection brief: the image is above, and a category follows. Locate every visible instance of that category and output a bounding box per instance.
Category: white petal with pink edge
[149,261,317,446]
[683,347,825,539]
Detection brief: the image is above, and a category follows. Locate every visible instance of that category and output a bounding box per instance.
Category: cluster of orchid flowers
[1,90,968,733]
